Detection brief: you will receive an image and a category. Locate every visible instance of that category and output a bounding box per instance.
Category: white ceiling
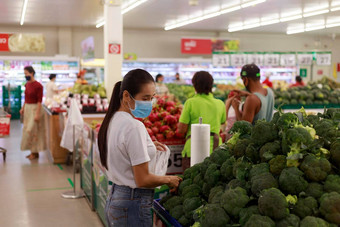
[1,0,340,35]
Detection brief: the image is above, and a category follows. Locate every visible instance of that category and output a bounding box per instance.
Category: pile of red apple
[137,96,185,141]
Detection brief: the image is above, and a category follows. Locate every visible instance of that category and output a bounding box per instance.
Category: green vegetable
[330,140,340,168]
[233,158,252,181]
[305,182,324,199]
[182,184,201,198]
[163,196,183,211]
[204,163,220,186]
[319,192,340,225]
[229,120,253,137]
[251,172,278,196]
[251,121,279,146]
[286,194,298,205]
[210,145,230,165]
[279,167,308,195]
[200,157,213,176]
[178,215,190,226]
[183,163,201,180]
[300,216,334,227]
[199,204,230,227]
[269,155,287,175]
[324,175,340,194]
[245,143,261,163]
[292,196,318,219]
[233,138,252,158]
[239,206,260,226]
[183,197,202,221]
[259,141,281,162]
[244,214,275,227]
[276,214,300,227]
[220,157,236,181]
[300,155,331,182]
[220,187,250,218]
[276,112,299,131]
[179,179,192,194]
[258,188,289,220]
[249,163,270,180]
[193,173,204,188]
[170,205,184,220]
[226,179,250,193]
[208,186,224,204]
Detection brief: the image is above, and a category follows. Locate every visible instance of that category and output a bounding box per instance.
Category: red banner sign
[0,33,45,52]
[0,34,10,52]
[181,38,240,55]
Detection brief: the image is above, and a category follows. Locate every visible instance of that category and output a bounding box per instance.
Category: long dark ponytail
[98,69,155,169]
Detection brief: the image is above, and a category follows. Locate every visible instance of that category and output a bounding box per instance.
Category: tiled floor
[0,120,103,227]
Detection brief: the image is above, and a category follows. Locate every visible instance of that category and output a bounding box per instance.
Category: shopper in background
[75,70,88,85]
[231,64,274,124]
[155,74,169,95]
[45,74,60,99]
[290,75,305,87]
[262,75,273,88]
[98,69,181,227]
[177,71,226,171]
[173,72,186,85]
[20,66,46,160]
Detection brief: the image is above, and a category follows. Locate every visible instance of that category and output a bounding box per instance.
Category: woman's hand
[167,175,182,192]
[154,141,167,152]
[34,113,40,122]
[20,108,24,115]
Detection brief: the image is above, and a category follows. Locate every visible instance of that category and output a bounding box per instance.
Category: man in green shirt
[177,71,226,171]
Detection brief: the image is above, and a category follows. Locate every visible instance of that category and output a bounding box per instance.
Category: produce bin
[153,199,181,227]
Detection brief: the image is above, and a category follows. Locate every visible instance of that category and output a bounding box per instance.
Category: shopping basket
[0,108,11,162]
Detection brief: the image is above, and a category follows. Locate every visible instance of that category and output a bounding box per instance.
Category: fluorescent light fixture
[303,9,329,18]
[331,6,340,11]
[241,0,266,8]
[261,19,280,26]
[96,20,105,28]
[287,29,305,35]
[20,0,28,25]
[326,22,340,28]
[304,4,329,13]
[228,26,244,32]
[122,0,149,14]
[305,25,325,31]
[164,0,266,30]
[280,14,302,22]
[243,22,260,29]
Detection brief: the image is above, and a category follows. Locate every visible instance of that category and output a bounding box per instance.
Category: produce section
[157,108,340,227]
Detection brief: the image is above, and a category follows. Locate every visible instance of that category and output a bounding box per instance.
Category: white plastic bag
[149,146,171,176]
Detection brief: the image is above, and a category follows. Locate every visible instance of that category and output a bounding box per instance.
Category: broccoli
[305,182,324,199]
[251,121,279,146]
[239,206,260,226]
[276,214,300,227]
[330,140,340,168]
[245,143,261,163]
[258,188,289,220]
[204,163,220,186]
[300,155,331,182]
[279,167,308,195]
[244,214,275,227]
[220,157,236,181]
[286,194,298,206]
[319,192,340,225]
[324,175,340,194]
[229,120,253,137]
[183,197,203,221]
[233,138,252,158]
[170,205,184,220]
[227,179,251,193]
[233,158,252,181]
[200,157,213,176]
[179,179,192,194]
[183,163,201,180]
[182,184,201,198]
[220,187,250,218]
[314,119,339,145]
[208,186,224,204]
[163,196,183,211]
[210,145,231,165]
[259,141,281,162]
[160,193,172,206]
[292,196,318,219]
[251,172,278,196]
[269,155,287,175]
[202,183,213,199]
[306,114,320,126]
[193,173,204,188]
[226,133,240,150]
[276,112,299,131]
[300,216,335,227]
[199,204,230,227]
[249,163,270,180]
[178,215,190,226]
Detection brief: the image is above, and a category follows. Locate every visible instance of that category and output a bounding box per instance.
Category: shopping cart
[0,108,11,162]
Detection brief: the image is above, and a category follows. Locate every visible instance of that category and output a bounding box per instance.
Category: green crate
[9,107,21,120]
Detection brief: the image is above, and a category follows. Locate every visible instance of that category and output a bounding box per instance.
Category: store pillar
[104,2,123,99]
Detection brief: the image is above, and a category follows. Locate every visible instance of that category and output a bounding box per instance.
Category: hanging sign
[81,36,95,59]
[230,53,247,66]
[280,54,296,66]
[264,53,280,66]
[0,33,45,52]
[316,52,332,66]
[300,68,307,78]
[297,53,314,65]
[181,38,240,54]
[212,54,229,67]
[247,53,264,65]
[108,43,121,54]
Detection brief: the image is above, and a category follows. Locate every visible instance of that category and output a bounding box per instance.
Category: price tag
[264,54,280,66]
[212,54,229,67]
[316,53,331,66]
[247,54,264,65]
[297,54,313,65]
[166,144,184,174]
[280,54,296,66]
[230,54,247,66]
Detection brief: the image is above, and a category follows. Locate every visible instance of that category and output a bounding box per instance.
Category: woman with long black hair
[98,69,181,227]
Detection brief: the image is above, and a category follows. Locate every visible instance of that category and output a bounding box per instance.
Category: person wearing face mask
[230,64,275,124]
[97,69,182,227]
[155,74,169,95]
[20,66,46,160]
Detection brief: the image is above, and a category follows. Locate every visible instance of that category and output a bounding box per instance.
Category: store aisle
[0,120,103,227]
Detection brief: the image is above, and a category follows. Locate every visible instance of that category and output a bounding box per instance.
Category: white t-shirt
[107,111,156,188]
[46,81,58,99]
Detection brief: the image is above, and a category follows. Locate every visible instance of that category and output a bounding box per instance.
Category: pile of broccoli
[160,108,339,227]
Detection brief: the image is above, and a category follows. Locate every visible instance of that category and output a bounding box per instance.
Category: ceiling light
[280,14,302,22]
[164,0,266,30]
[326,22,340,28]
[331,6,340,11]
[287,29,305,35]
[20,0,28,25]
[241,0,266,8]
[121,0,150,14]
[332,1,340,7]
[243,22,260,29]
[261,19,280,26]
[304,4,329,13]
[303,9,329,18]
[96,20,105,28]
[305,24,325,31]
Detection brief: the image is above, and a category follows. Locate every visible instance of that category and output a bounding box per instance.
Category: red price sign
[108,43,121,54]
[0,34,9,52]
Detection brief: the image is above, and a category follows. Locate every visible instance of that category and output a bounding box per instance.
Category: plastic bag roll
[190,123,210,166]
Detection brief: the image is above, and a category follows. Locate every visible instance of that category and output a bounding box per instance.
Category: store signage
[181,38,239,54]
[316,53,332,66]
[230,53,247,66]
[247,53,264,65]
[108,43,121,54]
[212,54,230,67]
[300,68,307,78]
[280,54,296,66]
[264,53,280,66]
[297,53,314,66]
[81,36,95,59]
[0,33,45,52]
